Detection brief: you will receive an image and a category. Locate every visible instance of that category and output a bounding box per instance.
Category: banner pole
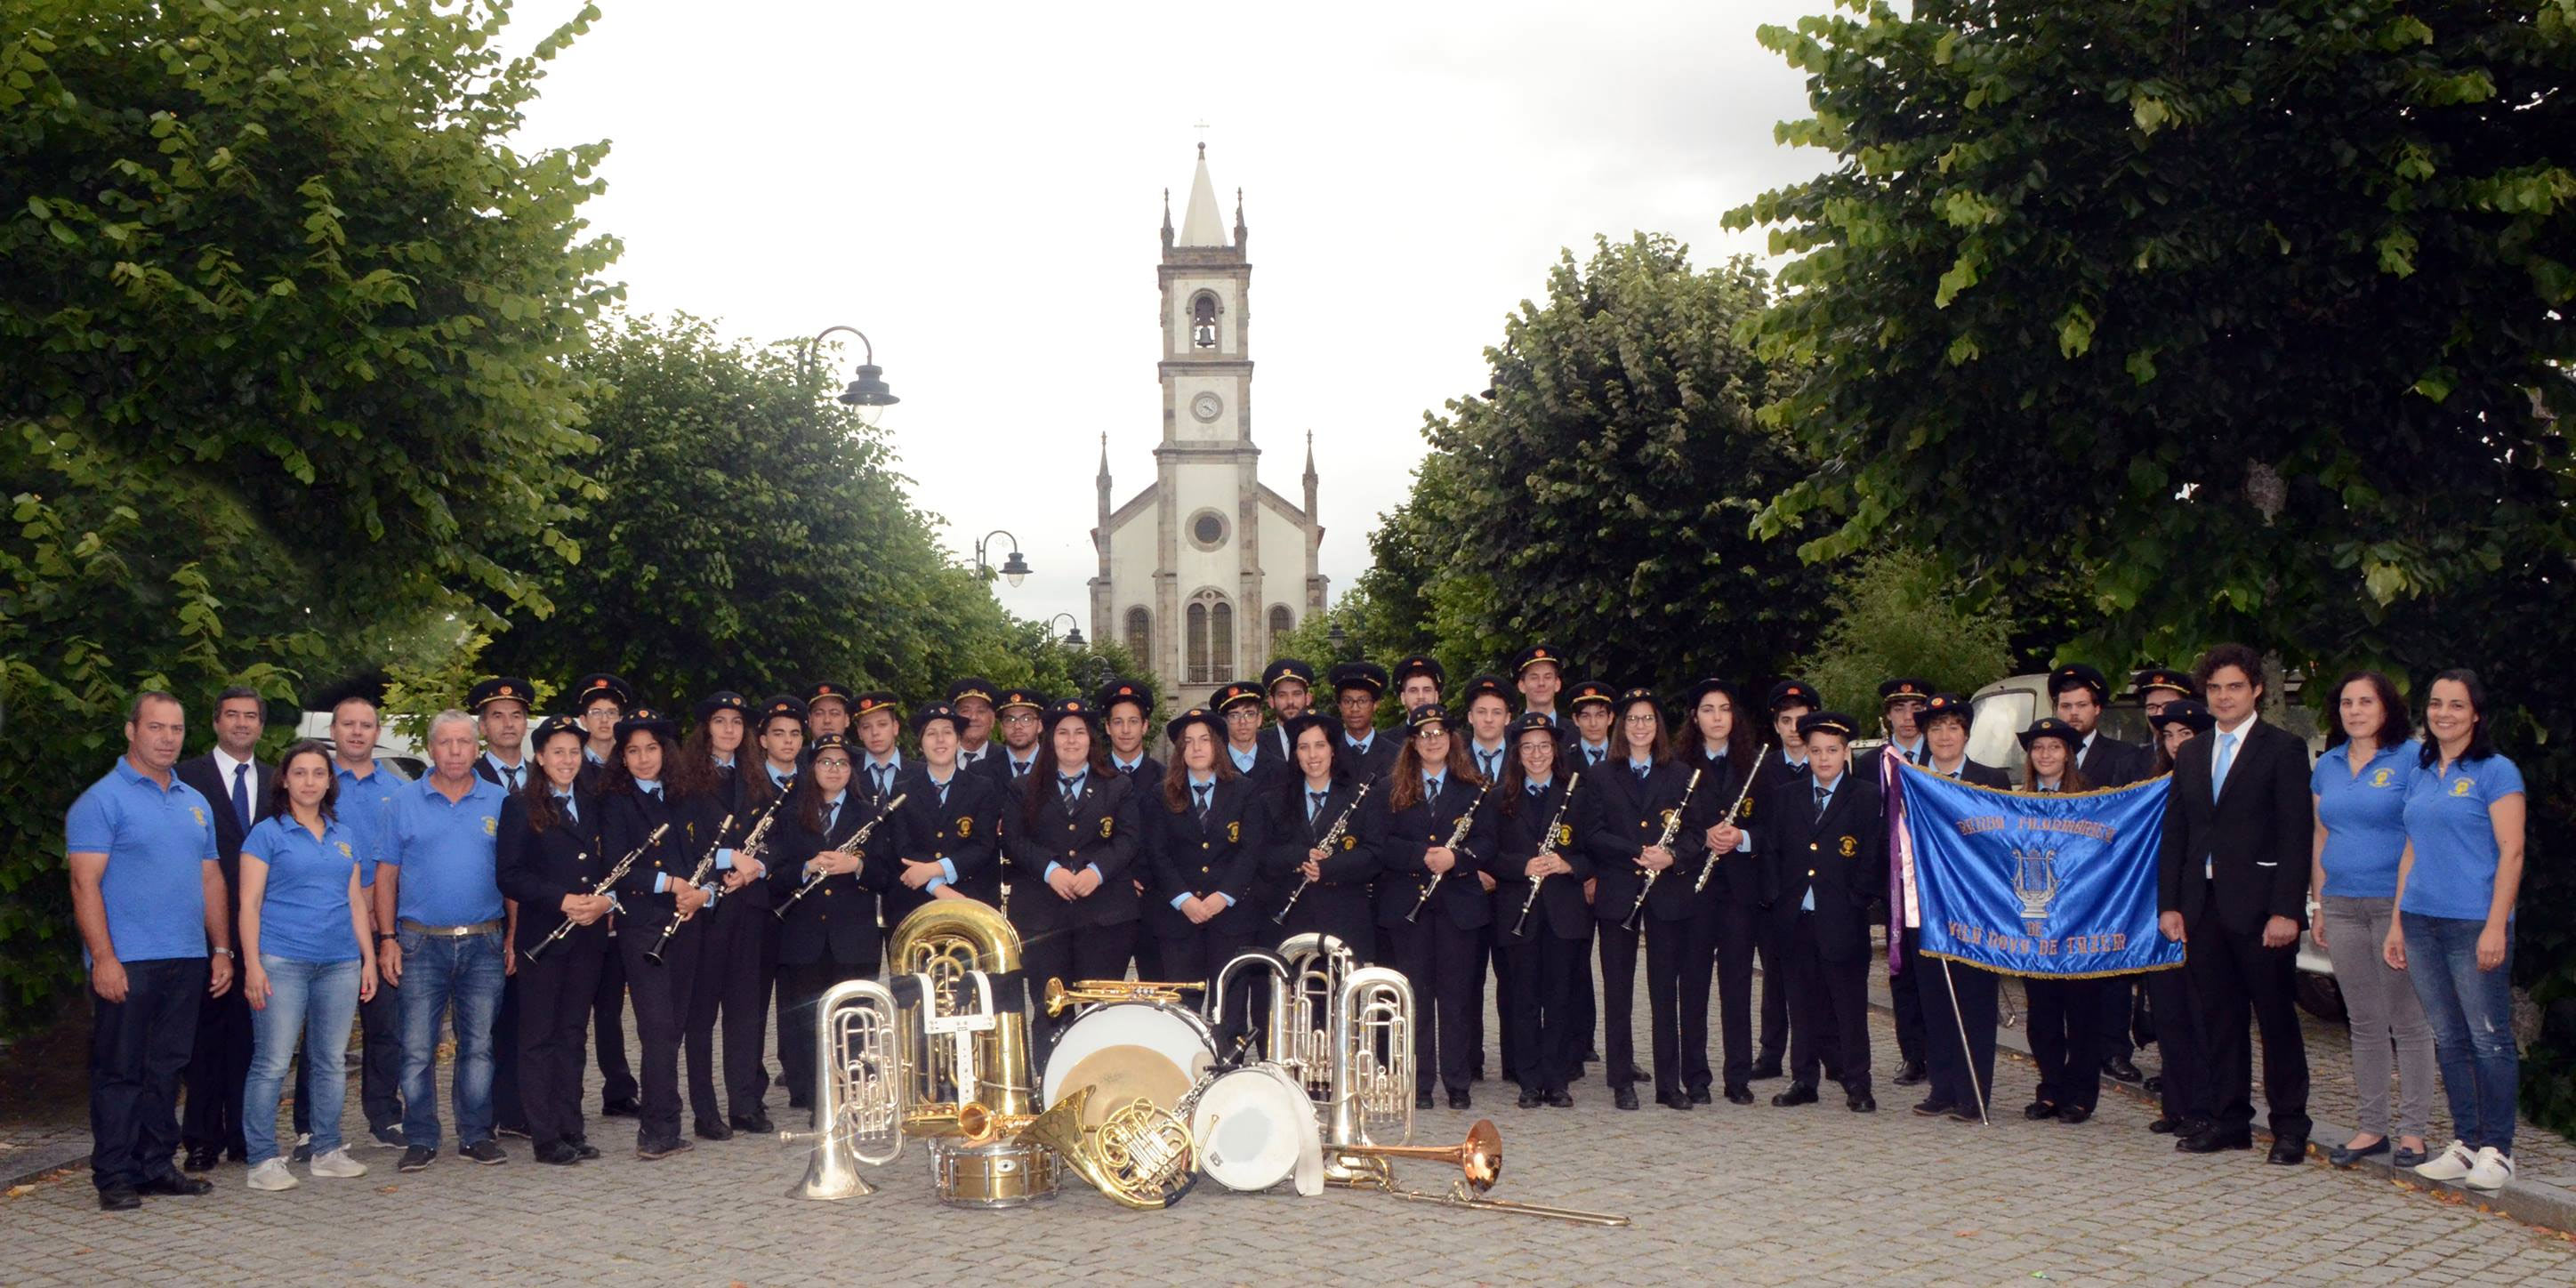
[1939,957,1989,1126]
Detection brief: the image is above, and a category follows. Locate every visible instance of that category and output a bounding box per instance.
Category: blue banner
[1890,761,2184,979]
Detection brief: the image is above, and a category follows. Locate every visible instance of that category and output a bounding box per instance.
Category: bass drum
[1041,1002,1218,1130]
[1189,1063,1324,1195]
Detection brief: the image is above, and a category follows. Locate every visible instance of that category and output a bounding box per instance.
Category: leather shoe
[730,1111,776,1136]
[1912,1098,1956,1118]
[1890,1059,1928,1087]
[1847,1091,1877,1113]
[136,1173,213,1196]
[2102,1055,2143,1084]
[2178,1128,2253,1154]
[98,1187,141,1212]
[693,1118,732,1141]
[1944,1104,1983,1123]
[1659,1091,1693,1111]
[2267,1136,2309,1165]
[1446,1090,1472,1111]
[1687,1087,1712,1105]
[1517,1087,1541,1109]
[1724,1084,1753,1106]
[1770,1082,1818,1107]
[1545,1091,1574,1108]
[1748,1057,1783,1082]
[2056,1104,2093,1125]
[1613,1086,1640,1111]
[572,1141,603,1161]
[601,1097,641,1118]
[1415,1091,1435,1110]
[2141,1074,2163,1094]
[2329,1138,2390,1167]
[534,1141,584,1165]
[2148,1116,2186,1135]
[2023,1099,2059,1122]
[181,1147,221,1172]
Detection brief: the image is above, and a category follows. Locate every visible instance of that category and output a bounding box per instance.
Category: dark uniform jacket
[1376,774,1497,930]
[1262,777,1382,954]
[882,765,1002,923]
[495,785,607,955]
[1754,769,1888,962]
[768,789,896,965]
[1222,744,1290,794]
[1002,769,1143,935]
[970,746,1043,793]
[1678,748,1760,911]
[2078,735,2153,789]
[1333,733,1401,785]
[1582,759,1710,925]
[1923,757,2013,790]
[2155,718,2314,934]
[1486,777,1591,944]
[175,751,275,924]
[602,785,725,941]
[1143,775,1268,939]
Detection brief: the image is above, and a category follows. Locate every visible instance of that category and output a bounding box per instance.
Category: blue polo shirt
[2401,753,2524,921]
[242,816,364,963]
[64,759,218,964]
[2311,743,2416,898]
[383,774,507,926]
[333,759,398,886]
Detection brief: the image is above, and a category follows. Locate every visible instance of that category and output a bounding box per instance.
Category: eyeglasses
[1000,712,1041,726]
[1622,713,1658,725]
[811,758,853,770]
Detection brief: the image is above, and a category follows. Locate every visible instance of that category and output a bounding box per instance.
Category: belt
[399,917,504,938]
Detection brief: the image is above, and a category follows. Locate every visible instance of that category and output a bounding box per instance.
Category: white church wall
[1165,278,1244,358]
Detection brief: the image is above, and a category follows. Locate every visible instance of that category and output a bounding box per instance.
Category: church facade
[1089,146,1326,707]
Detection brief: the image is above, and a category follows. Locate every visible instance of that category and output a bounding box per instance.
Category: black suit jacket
[175,752,275,918]
[1580,759,1710,925]
[1487,777,1592,943]
[970,747,1043,793]
[473,755,536,795]
[1002,770,1143,934]
[1263,777,1383,955]
[2079,735,2152,789]
[1376,776,1497,930]
[1333,734,1400,785]
[1143,775,1267,938]
[882,766,1003,923]
[495,786,607,954]
[769,789,897,965]
[1756,769,1888,962]
[1924,757,2013,790]
[1677,748,1759,909]
[2155,718,2313,933]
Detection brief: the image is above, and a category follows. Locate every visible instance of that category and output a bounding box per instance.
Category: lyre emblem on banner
[2010,844,2060,935]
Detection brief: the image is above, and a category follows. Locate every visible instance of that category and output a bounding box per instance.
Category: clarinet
[522,822,667,963]
[1691,742,1771,895]
[642,812,735,966]
[773,793,906,920]
[1620,768,1703,930]
[1509,776,1584,938]
[1271,777,1376,924]
[1405,777,1495,922]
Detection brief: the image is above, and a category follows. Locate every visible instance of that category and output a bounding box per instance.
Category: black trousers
[593,928,638,1107]
[2184,904,2311,1139]
[618,918,704,1144]
[1389,919,1483,1094]
[685,895,771,1123]
[358,973,404,1131]
[1685,899,1753,1093]
[1784,915,1872,1094]
[1133,920,1167,982]
[2145,964,2209,1123]
[1492,930,1517,1082]
[1158,921,1259,1051]
[1757,912,1791,1062]
[2096,972,2139,1060]
[180,984,250,1157]
[2025,976,2107,1112]
[1571,922,1598,1063]
[1021,920,1139,1051]
[776,957,879,1114]
[492,969,525,1130]
[519,932,607,1150]
[1889,926,1926,1066]
[1469,928,1491,1078]
[1502,931,1584,1096]
[1594,919,1646,1092]
[1633,917,1693,1099]
[92,959,205,1191]
[1917,955,1998,1115]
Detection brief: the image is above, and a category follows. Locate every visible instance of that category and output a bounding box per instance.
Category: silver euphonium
[1324,964,1416,1185]
[779,977,906,1199]
[1277,932,1357,1102]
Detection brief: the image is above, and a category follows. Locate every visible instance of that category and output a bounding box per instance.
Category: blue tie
[1633,763,1648,782]
[1059,774,1081,807]
[229,762,252,833]
[1193,785,1211,820]
[556,793,577,823]
[2212,730,2239,800]
[1308,790,1326,822]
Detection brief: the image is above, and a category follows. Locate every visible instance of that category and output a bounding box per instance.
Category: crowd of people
[64,644,2527,1211]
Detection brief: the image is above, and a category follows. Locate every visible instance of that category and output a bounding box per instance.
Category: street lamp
[976,530,1031,588]
[1328,621,1349,659]
[1047,613,1085,648]
[802,325,900,426]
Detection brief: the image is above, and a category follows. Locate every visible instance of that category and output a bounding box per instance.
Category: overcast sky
[508,0,1832,633]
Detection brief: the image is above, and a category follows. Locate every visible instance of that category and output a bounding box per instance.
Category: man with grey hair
[376,709,513,1171]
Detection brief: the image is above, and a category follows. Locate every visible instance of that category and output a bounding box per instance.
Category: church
[1089,145,1327,708]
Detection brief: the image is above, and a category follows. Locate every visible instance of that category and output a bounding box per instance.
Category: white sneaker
[309,1147,369,1179]
[2415,1139,2476,1182]
[2464,1147,2515,1191]
[246,1158,299,1191]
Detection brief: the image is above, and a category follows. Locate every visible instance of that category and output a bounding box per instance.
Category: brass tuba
[779,978,905,1200]
[1324,964,1415,1185]
[886,898,1036,1140]
[1016,1084,1197,1210]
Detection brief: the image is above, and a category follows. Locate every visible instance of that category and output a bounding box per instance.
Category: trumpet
[1340,1119,1630,1227]
[1273,776,1377,924]
[644,810,746,966]
[1691,742,1770,896]
[1509,777,1584,938]
[1405,777,1495,922]
[1043,977,1204,1016]
[1619,768,1703,931]
[775,793,906,920]
[522,823,668,962]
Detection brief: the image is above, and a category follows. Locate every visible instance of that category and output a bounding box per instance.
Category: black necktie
[1527,785,1544,801]
[501,763,520,793]
[1059,775,1080,807]
[1588,749,1604,766]
[1633,764,1648,782]
[1193,785,1211,821]
[1013,760,1031,781]
[1308,790,1326,822]
[556,793,577,824]
[873,765,891,798]
[825,801,839,835]
[1813,785,1829,822]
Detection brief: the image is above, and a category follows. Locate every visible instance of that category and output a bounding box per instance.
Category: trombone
[1337,1119,1630,1228]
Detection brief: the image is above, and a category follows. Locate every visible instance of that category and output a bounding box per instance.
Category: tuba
[1323,964,1415,1185]
[1276,932,1358,1102]
[779,978,905,1200]
[884,898,1055,1206]
[1016,1084,1197,1210]
[1211,948,1295,1070]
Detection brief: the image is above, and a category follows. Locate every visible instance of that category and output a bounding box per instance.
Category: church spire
[1160,187,1173,250]
[1176,143,1227,247]
[1303,430,1318,519]
[1234,187,1248,254]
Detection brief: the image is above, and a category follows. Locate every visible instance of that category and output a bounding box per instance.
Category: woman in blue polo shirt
[2306,672,2430,1169]
[237,740,377,1191]
[2386,669,2525,1194]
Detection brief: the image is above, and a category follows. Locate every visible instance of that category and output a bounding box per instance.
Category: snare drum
[1041,1002,1219,1129]
[1188,1063,1324,1195]
[929,1137,1059,1208]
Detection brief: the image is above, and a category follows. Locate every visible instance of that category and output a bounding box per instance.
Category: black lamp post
[976,530,1031,588]
[803,325,900,419]
[1328,621,1349,660]
[1047,613,1085,648]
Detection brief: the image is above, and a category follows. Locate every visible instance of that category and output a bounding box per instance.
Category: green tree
[1375,234,1830,692]
[0,0,613,1028]
[1730,0,2576,1134]
[1794,548,2015,717]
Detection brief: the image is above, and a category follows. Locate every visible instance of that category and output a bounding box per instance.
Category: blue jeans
[244,955,361,1165]
[398,928,506,1151]
[2402,914,2519,1154]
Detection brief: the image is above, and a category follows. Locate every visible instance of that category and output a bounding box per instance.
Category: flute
[522,823,667,962]
[1620,768,1703,930]
[642,812,735,966]
[1691,742,1771,895]
[1271,777,1376,924]
[773,793,906,920]
[1405,777,1495,922]
[1509,776,1583,938]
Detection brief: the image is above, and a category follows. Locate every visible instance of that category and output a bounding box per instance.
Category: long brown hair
[2022,741,2090,793]
[602,729,681,799]
[1389,728,1479,812]
[1161,745,1240,814]
[669,721,730,801]
[1020,718,1114,831]
[522,723,587,833]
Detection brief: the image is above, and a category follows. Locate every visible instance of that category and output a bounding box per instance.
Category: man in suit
[972,687,1049,787]
[2050,663,2153,1085]
[1258,658,1316,767]
[467,677,535,1139]
[1098,679,1165,980]
[1862,678,1935,1089]
[2156,644,2314,1163]
[173,686,272,1171]
[1754,711,1885,1112]
[1743,679,1822,1081]
[1327,662,1398,782]
[1906,695,2014,1123]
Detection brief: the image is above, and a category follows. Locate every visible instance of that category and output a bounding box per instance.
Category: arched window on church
[1191,294,1219,350]
[1186,590,1232,683]
[1268,605,1293,656]
[1125,607,1151,665]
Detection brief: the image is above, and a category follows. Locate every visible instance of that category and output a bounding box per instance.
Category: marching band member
[1511,645,1567,728]
[571,673,632,792]
[2143,697,2215,1137]
[1747,679,1821,1083]
[1267,712,1383,964]
[887,700,1005,921]
[1678,678,1758,1106]
[494,715,608,1165]
[680,692,772,1142]
[600,706,715,1160]
[976,686,1049,787]
[466,678,532,1142]
[2136,666,2198,723]
[767,734,893,1120]
[568,676,642,1120]
[1099,679,1167,980]
[2050,664,2149,1087]
[2017,717,2109,1125]
[1870,678,1934,1091]
[1393,655,1446,714]
[1003,697,1143,1046]
[1490,712,1590,1108]
[749,695,804,1109]
[848,692,906,807]
[1145,707,1266,1022]
[1260,658,1318,767]
[1563,679,1617,1069]
[1216,680,1275,784]
[1328,662,1398,782]
[1582,688,1706,1112]
[2152,697,2214,775]
[1755,710,1884,1113]
[1379,703,1494,1110]
[1460,673,1514,1083]
[945,678,1001,770]
[1906,695,2012,1122]
[803,682,853,746]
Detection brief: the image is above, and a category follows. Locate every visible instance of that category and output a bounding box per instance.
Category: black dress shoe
[181,1147,221,1172]
[1613,1086,1640,1111]
[2178,1128,2253,1154]
[2329,1138,2391,1167]
[2141,1074,2163,1094]
[2149,1116,2185,1134]
[1415,1091,1435,1110]
[731,1111,776,1135]
[1545,1091,1574,1108]
[1724,1084,1753,1106]
[1687,1087,1713,1105]
[786,1094,810,1111]
[2102,1055,2143,1084]
[136,1173,213,1196]
[693,1118,733,1141]
[1912,1098,1956,1118]
[496,1123,533,1140]
[1446,1090,1472,1111]
[1582,1046,1602,1063]
[1517,1087,1541,1109]
[2022,1099,2059,1122]
[98,1187,141,1212]
[1659,1091,1694,1111]
[1946,1104,1983,1123]
[1748,1058,1783,1082]
[1891,1060,1928,1087]
[2267,1136,2309,1165]
[2056,1104,2093,1124]
[635,1136,693,1161]
[1624,1065,1650,1084]
[1770,1082,1818,1107]
[534,1141,584,1165]
[1847,1091,1877,1113]
[601,1097,641,1118]
[572,1141,603,1161]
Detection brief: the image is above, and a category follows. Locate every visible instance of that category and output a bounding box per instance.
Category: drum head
[1042,1002,1217,1129]
[1190,1066,1315,1192]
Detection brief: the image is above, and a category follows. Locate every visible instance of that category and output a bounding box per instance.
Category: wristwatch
[211,946,236,959]
[374,932,398,944]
